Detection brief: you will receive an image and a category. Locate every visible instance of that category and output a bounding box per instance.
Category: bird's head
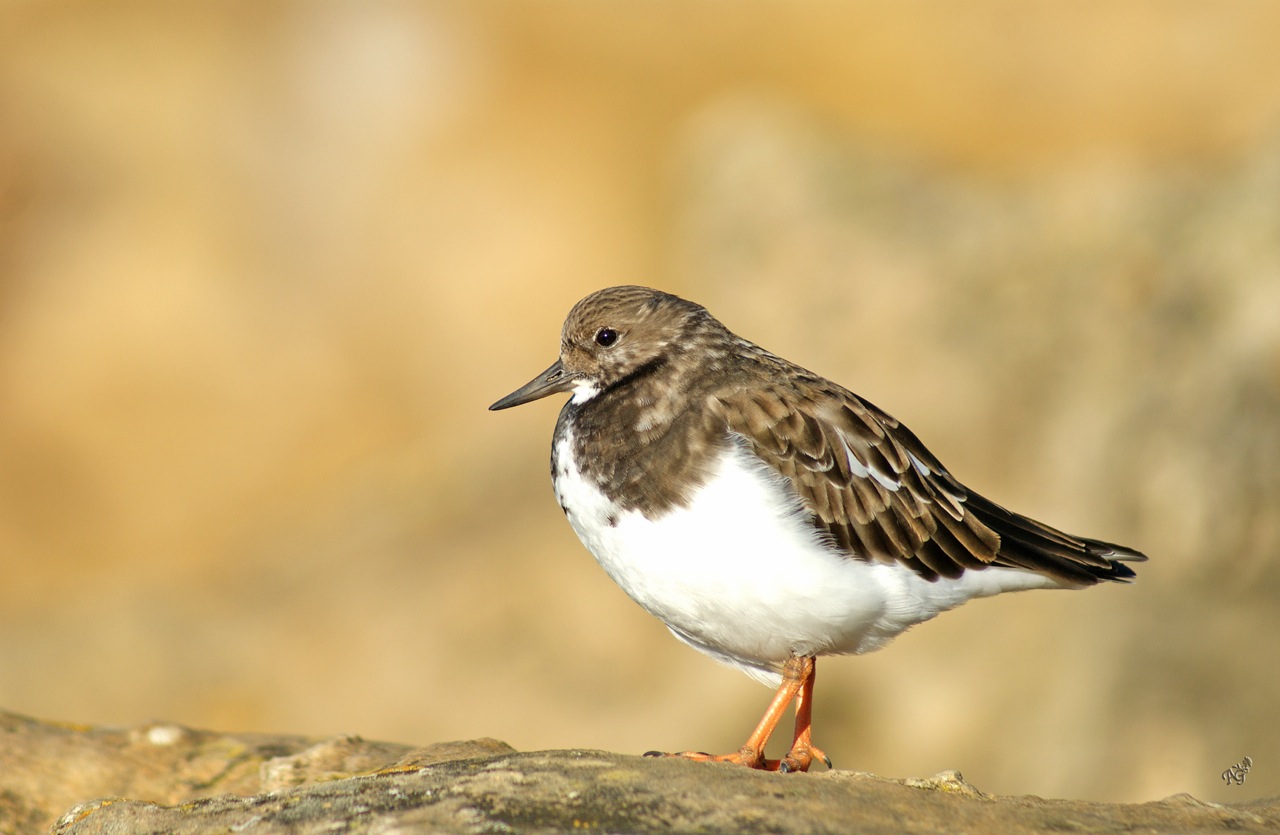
[489,285,707,411]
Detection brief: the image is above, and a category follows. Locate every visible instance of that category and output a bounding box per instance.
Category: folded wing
[716,385,1146,586]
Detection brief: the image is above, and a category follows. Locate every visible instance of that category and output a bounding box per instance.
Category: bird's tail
[965,492,1148,586]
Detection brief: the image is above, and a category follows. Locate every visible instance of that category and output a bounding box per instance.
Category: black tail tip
[1094,543,1148,583]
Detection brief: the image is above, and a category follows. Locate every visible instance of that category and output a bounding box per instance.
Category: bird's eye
[594,328,619,347]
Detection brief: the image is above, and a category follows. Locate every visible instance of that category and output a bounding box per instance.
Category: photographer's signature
[1222,756,1252,786]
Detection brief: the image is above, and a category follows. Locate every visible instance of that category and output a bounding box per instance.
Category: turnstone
[490,285,1146,773]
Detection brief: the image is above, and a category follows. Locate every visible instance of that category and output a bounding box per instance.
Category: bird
[489,285,1146,773]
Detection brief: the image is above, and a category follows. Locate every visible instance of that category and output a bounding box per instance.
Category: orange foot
[643,656,832,774]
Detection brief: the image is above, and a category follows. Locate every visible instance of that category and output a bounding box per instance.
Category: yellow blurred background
[2,0,1278,804]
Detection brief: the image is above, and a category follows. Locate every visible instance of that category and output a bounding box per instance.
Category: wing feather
[715,383,1146,585]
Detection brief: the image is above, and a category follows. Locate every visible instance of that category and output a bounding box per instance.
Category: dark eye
[594,328,619,347]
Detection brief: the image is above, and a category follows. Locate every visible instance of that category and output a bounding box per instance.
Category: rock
[3,709,1277,834]
[0,709,509,833]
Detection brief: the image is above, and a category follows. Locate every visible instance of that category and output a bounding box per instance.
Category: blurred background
[2,0,1278,805]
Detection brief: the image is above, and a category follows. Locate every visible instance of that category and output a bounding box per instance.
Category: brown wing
[716,385,1146,585]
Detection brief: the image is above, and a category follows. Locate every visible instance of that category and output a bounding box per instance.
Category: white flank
[554,430,1064,686]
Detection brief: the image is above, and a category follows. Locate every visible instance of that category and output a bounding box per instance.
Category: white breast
[553,429,1062,686]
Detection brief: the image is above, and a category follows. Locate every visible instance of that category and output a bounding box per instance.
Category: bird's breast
[551,427,907,673]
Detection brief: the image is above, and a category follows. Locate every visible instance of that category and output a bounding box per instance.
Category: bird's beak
[489,359,576,410]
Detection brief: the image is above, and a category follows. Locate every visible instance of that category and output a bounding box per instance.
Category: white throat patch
[570,380,601,404]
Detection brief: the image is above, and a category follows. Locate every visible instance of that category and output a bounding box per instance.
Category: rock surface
[3,709,1277,834]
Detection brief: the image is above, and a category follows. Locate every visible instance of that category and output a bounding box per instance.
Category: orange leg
[645,656,831,773]
[780,655,832,773]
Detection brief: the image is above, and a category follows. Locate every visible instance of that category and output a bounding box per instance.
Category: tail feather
[965,492,1148,586]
